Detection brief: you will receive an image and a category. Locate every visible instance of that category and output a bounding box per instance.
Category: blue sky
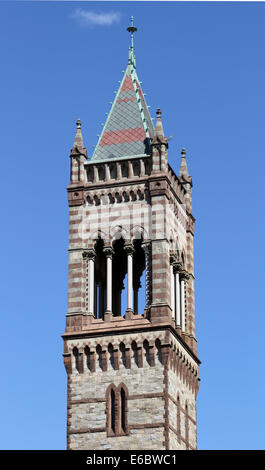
[0,1,265,450]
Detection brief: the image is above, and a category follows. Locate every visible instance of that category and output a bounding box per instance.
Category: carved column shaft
[103,247,114,315]
[143,242,152,308]
[124,245,134,313]
[83,250,96,316]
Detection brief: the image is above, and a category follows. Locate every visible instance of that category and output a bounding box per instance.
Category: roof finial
[179,147,191,182]
[153,108,165,140]
[156,108,162,119]
[71,118,87,157]
[127,16,137,65]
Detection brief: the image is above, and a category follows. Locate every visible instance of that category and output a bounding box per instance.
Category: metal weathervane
[127,16,137,65]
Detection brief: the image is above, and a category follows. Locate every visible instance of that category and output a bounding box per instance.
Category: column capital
[124,244,135,255]
[82,249,96,261]
[179,269,190,281]
[142,240,151,252]
[172,261,183,273]
[103,246,114,258]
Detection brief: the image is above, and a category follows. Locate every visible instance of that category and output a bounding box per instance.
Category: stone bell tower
[62,18,200,450]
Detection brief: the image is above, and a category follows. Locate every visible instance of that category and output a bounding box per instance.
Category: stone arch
[111,225,128,243]
[108,343,115,369]
[181,250,186,268]
[155,338,163,364]
[122,190,129,202]
[111,235,127,317]
[129,189,137,201]
[89,229,108,244]
[96,344,103,370]
[108,192,115,204]
[94,194,100,206]
[143,339,150,366]
[106,383,116,436]
[84,345,91,372]
[115,191,122,203]
[131,341,138,367]
[116,383,129,434]
[137,188,144,200]
[86,194,93,205]
[119,342,126,367]
[72,346,80,373]
[131,225,148,242]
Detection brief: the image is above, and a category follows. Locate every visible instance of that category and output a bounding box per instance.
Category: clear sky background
[0,0,265,450]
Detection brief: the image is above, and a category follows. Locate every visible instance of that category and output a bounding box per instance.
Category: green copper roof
[91,20,154,161]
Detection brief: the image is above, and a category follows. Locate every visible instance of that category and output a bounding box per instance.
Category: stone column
[128,160,133,178]
[180,271,190,333]
[124,245,134,318]
[93,165,99,183]
[133,282,141,315]
[83,249,96,316]
[175,272,181,327]
[142,242,152,310]
[170,262,175,320]
[105,163,110,182]
[140,158,145,177]
[116,161,122,180]
[94,282,98,319]
[103,247,114,317]
[174,261,182,328]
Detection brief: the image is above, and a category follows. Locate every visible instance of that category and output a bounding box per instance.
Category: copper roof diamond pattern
[91,63,154,161]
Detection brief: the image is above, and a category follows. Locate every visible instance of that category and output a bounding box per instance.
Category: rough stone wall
[67,330,166,450]
[167,368,197,450]
[69,367,165,450]
[64,329,199,450]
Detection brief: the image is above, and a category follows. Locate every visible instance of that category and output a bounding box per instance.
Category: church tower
[62,19,200,450]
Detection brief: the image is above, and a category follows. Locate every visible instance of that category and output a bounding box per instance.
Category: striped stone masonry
[63,328,199,450]
[65,60,199,448]
[66,152,197,348]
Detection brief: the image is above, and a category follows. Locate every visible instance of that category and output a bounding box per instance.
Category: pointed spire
[179,148,192,213]
[71,119,87,157]
[152,108,168,146]
[179,148,192,183]
[91,18,154,161]
[127,16,137,67]
[154,108,164,139]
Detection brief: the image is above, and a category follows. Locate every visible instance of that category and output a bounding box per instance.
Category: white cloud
[72,9,121,27]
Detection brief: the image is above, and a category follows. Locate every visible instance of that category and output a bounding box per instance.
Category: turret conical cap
[71,119,87,157]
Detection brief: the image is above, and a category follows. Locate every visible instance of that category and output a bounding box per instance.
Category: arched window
[111,389,115,434]
[119,342,126,367]
[185,401,189,449]
[131,341,138,367]
[112,237,126,317]
[84,346,90,371]
[155,339,163,364]
[120,387,126,433]
[177,394,181,444]
[96,344,103,370]
[94,238,107,319]
[108,343,114,369]
[106,384,129,437]
[143,339,150,366]
[73,347,79,373]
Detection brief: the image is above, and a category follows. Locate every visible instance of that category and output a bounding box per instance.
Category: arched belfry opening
[112,237,127,317]
[132,236,146,314]
[91,234,148,318]
[94,238,106,319]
